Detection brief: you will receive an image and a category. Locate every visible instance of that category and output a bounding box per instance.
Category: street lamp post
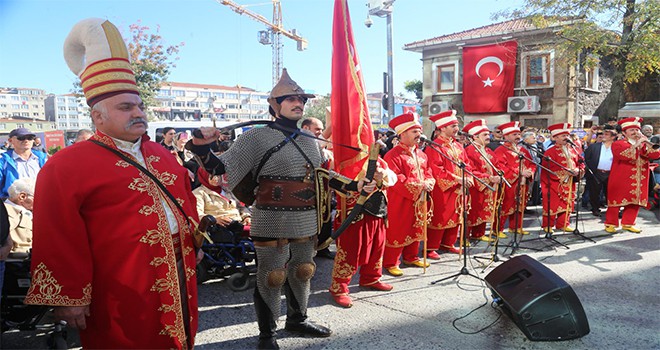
[366,0,395,122]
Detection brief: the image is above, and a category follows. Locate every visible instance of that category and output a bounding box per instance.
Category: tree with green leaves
[303,94,331,124]
[72,21,183,120]
[496,0,660,121]
[404,79,423,101]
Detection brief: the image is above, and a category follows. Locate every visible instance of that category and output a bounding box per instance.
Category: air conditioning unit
[508,96,541,113]
[429,101,449,115]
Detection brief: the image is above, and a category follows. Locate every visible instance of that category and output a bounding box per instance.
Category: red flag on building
[462,41,517,114]
[331,0,373,178]
[402,105,416,114]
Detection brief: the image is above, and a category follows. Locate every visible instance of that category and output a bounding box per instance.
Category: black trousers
[586,170,609,211]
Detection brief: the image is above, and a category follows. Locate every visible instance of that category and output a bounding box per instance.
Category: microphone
[566,138,577,147]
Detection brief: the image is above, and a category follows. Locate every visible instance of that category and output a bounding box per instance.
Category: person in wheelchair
[4,178,35,253]
[193,167,251,242]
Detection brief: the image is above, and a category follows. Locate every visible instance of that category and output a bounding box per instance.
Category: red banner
[331,0,373,179]
[462,41,517,114]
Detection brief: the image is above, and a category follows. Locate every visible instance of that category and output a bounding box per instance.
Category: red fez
[462,119,489,136]
[618,117,642,131]
[498,121,520,136]
[548,122,571,137]
[389,112,422,135]
[429,110,458,129]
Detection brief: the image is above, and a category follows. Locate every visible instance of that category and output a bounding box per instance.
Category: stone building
[403,18,609,129]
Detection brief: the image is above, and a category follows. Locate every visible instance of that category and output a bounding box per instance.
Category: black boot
[254,287,279,349]
[283,282,332,337]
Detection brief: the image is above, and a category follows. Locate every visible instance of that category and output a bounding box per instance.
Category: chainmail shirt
[219,126,322,239]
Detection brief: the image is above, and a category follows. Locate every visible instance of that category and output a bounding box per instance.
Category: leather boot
[283,282,332,337]
[254,288,279,349]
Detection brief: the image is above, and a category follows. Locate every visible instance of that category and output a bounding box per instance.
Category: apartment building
[44,94,93,131]
[153,82,271,121]
[0,87,47,120]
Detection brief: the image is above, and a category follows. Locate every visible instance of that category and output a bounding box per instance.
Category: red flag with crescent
[462,41,517,114]
[331,0,374,179]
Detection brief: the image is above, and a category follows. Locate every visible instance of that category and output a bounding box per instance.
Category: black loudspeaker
[485,255,590,341]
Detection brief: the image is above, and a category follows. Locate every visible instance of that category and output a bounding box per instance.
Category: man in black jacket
[583,125,617,216]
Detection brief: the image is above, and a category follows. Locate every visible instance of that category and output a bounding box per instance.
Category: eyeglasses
[16,136,35,141]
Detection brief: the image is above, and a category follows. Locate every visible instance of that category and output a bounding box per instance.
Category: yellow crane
[216,0,308,87]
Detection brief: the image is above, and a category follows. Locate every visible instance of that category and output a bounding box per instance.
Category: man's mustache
[127,118,148,127]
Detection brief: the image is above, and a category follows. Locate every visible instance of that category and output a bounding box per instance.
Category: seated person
[4,178,35,253]
[193,168,251,239]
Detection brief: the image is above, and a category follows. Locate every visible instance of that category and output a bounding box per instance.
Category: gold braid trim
[25,263,92,306]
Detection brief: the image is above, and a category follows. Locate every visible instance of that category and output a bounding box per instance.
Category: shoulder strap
[89,140,192,227]
[254,132,297,180]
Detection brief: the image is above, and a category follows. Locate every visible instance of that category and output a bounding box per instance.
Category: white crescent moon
[475,56,504,78]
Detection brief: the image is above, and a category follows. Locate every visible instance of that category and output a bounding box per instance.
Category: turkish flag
[462,41,517,114]
[402,105,416,114]
[331,0,373,178]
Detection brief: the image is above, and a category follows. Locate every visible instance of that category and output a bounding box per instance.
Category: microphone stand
[568,145,596,243]
[423,138,491,285]
[458,136,511,268]
[498,142,554,255]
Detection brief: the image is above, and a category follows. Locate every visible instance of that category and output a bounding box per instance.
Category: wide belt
[256,176,316,211]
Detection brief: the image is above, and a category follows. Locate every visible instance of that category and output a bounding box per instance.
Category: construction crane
[216,0,308,87]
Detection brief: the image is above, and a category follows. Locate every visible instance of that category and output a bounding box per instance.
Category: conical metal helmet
[267,68,315,116]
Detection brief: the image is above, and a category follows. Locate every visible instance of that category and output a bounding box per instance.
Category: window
[12,104,20,109]
[173,90,185,97]
[433,61,458,93]
[11,96,19,101]
[583,65,599,91]
[213,92,225,99]
[37,124,43,129]
[186,101,198,108]
[225,93,238,100]
[21,96,28,101]
[522,51,554,88]
[57,97,65,103]
[159,89,171,96]
[198,91,210,98]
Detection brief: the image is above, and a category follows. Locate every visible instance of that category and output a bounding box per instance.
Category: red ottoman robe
[25,132,199,349]
[494,143,536,217]
[540,144,584,219]
[465,144,498,229]
[383,144,433,248]
[608,140,660,208]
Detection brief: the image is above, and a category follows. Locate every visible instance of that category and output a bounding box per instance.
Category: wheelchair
[1,252,68,349]
[196,220,257,291]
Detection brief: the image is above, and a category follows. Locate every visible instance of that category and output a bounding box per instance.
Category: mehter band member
[25,18,200,349]
[605,117,660,233]
[382,113,435,276]
[540,123,584,233]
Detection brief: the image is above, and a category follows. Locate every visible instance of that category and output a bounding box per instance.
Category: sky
[0,0,524,98]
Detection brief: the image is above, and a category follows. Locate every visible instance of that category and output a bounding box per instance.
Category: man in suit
[583,125,617,216]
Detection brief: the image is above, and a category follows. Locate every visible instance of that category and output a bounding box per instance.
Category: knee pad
[266,268,287,288]
[294,262,316,282]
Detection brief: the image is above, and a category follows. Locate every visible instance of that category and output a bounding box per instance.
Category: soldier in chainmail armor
[189,69,373,349]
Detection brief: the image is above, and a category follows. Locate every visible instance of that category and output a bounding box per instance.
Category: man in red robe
[605,117,660,233]
[25,18,200,349]
[462,120,501,242]
[329,158,395,308]
[540,123,584,233]
[425,110,473,258]
[494,122,536,235]
[383,113,435,276]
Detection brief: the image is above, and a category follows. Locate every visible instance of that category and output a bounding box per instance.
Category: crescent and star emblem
[475,56,504,88]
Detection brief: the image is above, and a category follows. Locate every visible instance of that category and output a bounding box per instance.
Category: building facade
[403,18,607,129]
[44,94,92,131]
[0,87,47,120]
[153,82,271,121]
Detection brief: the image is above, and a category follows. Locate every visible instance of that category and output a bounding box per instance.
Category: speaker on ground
[485,255,590,341]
